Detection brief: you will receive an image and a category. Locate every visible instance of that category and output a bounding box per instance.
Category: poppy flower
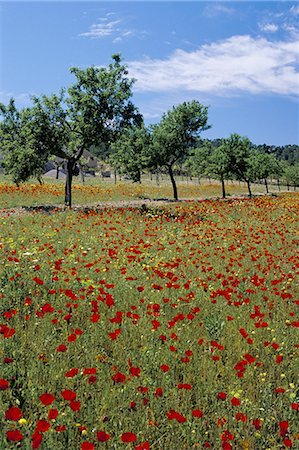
[96,431,110,442]
[32,431,43,449]
[279,421,289,437]
[81,443,95,450]
[69,400,81,411]
[112,372,126,383]
[56,344,68,352]
[61,389,77,401]
[230,397,241,407]
[167,409,187,423]
[192,409,203,418]
[217,392,227,400]
[6,429,24,442]
[0,378,9,390]
[160,364,170,372]
[39,393,55,406]
[5,406,23,421]
[121,432,137,443]
[48,409,59,420]
[36,419,51,433]
[135,442,150,450]
[65,368,79,378]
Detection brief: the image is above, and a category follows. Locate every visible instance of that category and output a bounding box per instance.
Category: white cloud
[203,3,236,18]
[290,5,299,16]
[259,22,279,33]
[79,19,121,38]
[128,35,299,97]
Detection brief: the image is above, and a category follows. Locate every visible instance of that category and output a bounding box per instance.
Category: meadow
[0,174,287,209]
[0,179,298,450]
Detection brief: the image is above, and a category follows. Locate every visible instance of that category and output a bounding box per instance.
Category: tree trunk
[114,170,117,184]
[56,166,59,180]
[65,159,74,207]
[265,178,269,194]
[156,171,160,186]
[221,175,226,199]
[168,165,178,201]
[246,179,252,197]
[64,146,84,208]
[80,165,85,184]
[277,179,281,191]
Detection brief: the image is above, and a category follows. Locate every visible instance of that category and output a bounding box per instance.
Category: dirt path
[0,192,274,217]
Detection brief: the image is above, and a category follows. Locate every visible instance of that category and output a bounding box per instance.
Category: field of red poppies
[0,191,298,449]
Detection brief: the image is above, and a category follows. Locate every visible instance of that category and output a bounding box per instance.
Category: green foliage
[110,125,151,182]
[149,101,210,199]
[67,54,142,150]
[283,163,299,186]
[0,100,51,184]
[247,151,283,181]
[150,101,210,170]
[184,141,212,179]
[0,54,142,205]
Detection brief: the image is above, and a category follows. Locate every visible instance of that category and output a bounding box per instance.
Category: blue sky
[1,1,298,146]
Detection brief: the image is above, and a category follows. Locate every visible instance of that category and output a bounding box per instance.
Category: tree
[0,99,50,185]
[109,125,151,183]
[184,140,211,183]
[283,163,299,190]
[0,54,142,207]
[247,152,283,193]
[223,134,254,197]
[149,101,210,200]
[206,142,232,198]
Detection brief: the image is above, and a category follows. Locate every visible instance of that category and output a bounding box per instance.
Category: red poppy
[61,389,77,401]
[217,392,227,400]
[135,442,150,450]
[279,421,289,437]
[65,368,79,378]
[0,378,9,390]
[36,419,51,433]
[178,383,192,390]
[160,364,170,372]
[5,406,23,421]
[276,355,283,364]
[112,372,126,383]
[96,431,111,442]
[33,277,44,285]
[192,409,203,418]
[121,432,137,443]
[167,409,187,423]
[6,429,23,442]
[230,397,241,407]
[81,443,95,450]
[32,431,43,449]
[252,419,261,430]
[154,387,163,398]
[69,400,81,411]
[283,438,293,448]
[39,393,55,406]
[48,409,59,420]
[83,368,97,375]
[56,344,68,352]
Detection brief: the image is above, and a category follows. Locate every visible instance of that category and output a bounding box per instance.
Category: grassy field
[0,174,289,209]
[0,181,298,449]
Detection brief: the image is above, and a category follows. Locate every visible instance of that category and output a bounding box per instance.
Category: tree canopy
[149,100,210,200]
[0,54,142,206]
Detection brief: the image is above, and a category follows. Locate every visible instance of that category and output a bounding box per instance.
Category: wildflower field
[0,184,298,449]
[0,175,283,209]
